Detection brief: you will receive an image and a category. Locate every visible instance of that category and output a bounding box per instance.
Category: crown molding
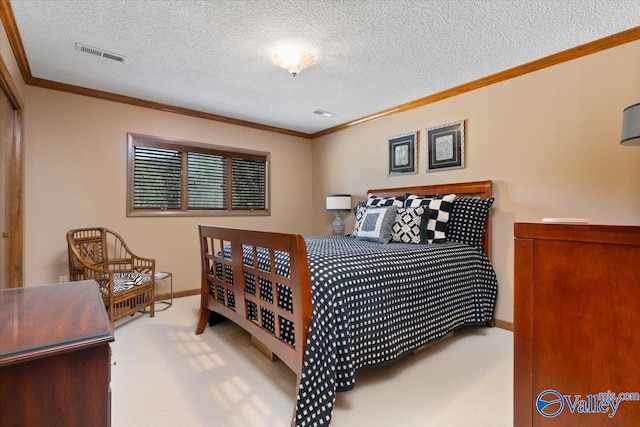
[310,26,640,139]
[2,1,639,141]
[29,76,312,138]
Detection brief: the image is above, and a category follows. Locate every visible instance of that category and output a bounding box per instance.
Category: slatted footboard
[195,225,313,377]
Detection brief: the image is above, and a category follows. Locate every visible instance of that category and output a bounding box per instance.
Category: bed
[196,180,498,426]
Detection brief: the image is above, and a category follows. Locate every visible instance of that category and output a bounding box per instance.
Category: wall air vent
[75,42,126,63]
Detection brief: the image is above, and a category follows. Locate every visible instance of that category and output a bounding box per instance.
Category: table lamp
[326,194,352,235]
[621,102,640,146]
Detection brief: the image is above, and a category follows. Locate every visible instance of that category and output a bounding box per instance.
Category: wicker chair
[67,227,155,323]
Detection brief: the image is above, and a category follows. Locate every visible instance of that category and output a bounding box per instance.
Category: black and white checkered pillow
[446,197,495,250]
[404,194,456,243]
[391,207,426,244]
[366,195,404,207]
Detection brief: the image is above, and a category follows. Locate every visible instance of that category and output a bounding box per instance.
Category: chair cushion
[113,272,152,293]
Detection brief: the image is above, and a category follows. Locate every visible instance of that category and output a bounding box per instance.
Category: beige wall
[24,87,313,294]
[20,39,640,322]
[311,40,640,323]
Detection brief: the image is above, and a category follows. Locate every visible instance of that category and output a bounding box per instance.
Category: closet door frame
[0,54,24,288]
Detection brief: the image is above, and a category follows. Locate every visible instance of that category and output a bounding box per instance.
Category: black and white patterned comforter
[217,235,497,426]
[294,236,497,426]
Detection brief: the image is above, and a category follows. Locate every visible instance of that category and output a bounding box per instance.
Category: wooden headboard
[368,180,493,258]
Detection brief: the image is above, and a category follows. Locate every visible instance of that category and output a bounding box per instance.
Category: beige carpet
[111,295,513,426]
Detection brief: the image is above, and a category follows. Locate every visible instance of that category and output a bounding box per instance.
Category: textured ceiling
[8,0,640,135]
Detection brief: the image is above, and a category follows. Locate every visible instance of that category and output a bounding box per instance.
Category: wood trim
[493,318,513,332]
[28,77,311,139]
[154,288,199,301]
[2,1,639,139]
[0,50,23,289]
[0,0,31,82]
[173,288,200,298]
[310,26,640,138]
[368,180,492,199]
[7,108,22,288]
[0,55,22,109]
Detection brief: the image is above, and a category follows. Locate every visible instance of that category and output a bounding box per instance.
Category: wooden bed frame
[195,180,492,416]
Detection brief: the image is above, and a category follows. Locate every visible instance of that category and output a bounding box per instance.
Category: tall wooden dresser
[0,281,114,426]
[514,222,640,426]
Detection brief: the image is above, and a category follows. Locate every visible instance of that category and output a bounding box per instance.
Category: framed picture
[426,120,465,172]
[388,131,417,176]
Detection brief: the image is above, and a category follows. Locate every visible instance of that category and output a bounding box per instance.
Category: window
[127,133,269,217]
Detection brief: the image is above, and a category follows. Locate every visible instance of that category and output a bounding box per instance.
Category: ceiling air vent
[313,109,336,117]
[75,42,126,63]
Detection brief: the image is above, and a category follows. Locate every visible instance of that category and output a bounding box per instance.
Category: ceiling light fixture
[272,46,315,77]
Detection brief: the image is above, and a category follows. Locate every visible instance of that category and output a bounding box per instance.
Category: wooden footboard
[195,225,312,377]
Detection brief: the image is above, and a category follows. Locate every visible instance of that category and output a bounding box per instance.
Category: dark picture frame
[388,131,417,176]
[426,120,465,172]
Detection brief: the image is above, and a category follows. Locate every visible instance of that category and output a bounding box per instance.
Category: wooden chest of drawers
[0,281,114,426]
[514,222,640,426]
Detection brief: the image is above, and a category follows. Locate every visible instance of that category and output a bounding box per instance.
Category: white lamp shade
[326,194,351,211]
[272,47,316,76]
[621,103,640,146]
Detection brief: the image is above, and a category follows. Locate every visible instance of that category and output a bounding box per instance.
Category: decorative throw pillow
[366,195,404,208]
[353,206,398,243]
[404,193,456,243]
[351,202,367,236]
[446,197,495,250]
[391,206,427,244]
